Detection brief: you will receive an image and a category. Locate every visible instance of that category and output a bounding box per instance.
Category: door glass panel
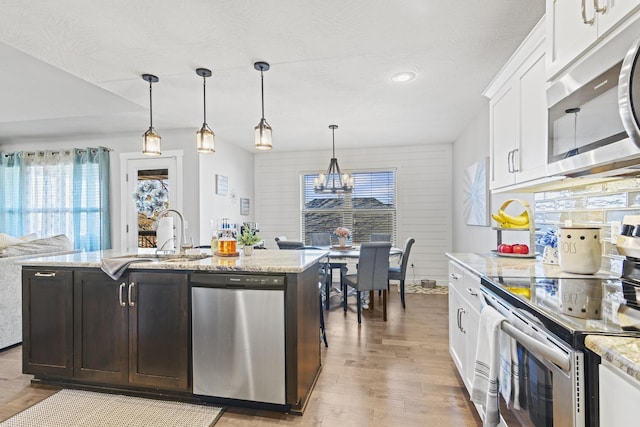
[134,169,169,248]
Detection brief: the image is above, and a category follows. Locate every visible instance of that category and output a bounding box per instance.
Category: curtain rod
[2,147,113,158]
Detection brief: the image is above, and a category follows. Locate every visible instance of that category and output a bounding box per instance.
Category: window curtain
[0,147,111,251]
[73,147,111,251]
[0,153,23,236]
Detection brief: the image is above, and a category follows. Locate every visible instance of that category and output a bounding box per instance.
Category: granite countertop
[585,335,640,382]
[445,252,621,280]
[19,248,328,273]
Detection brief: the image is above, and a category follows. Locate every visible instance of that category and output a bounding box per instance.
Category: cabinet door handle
[582,0,595,24]
[593,0,606,13]
[34,272,56,278]
[119,283,126,307]
[459,308,466,333]
[128,282,136,307]
[512,148,519,172]
[466,287,478,297]
[506,150,513,173]
[457,308,462,330]
[449,273,461,280]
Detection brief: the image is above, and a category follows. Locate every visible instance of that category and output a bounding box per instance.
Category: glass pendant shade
[141,74,161,156]
[254,61,272,150]
[254,118,273,150]
[196,123,215,153]
[195,68,215,154]
[143,127,161,156]
[314,124,353,193]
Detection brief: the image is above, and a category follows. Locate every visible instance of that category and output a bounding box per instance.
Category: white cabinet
[599,361,640,427]
[448,261,482,391]
[486,19,548,191]
[546,0,640,78]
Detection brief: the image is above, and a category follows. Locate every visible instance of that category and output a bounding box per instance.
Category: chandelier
[314,125,353,193]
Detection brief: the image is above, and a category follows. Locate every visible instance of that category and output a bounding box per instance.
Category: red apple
[512,244,529,254]
[498,244,513,253]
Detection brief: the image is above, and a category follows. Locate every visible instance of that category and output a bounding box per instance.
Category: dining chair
[276,240,305,250]
[388,237,415,309]
[310,232,332,247]
[370,233,392,242]
[342,242,391,324]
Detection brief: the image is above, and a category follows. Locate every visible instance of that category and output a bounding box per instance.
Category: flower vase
[243,245,254,256]
[338,237,347,247]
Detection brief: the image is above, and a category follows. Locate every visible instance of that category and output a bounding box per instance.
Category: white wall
[451,103,533,253]
[254,144,453,285]
[198,139,255,245]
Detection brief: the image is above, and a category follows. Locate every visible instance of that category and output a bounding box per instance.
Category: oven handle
[500,321,571,371]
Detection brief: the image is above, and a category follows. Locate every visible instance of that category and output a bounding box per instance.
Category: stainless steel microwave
[547,36,640,177]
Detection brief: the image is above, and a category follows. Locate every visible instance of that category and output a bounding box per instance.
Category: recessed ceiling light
[391,71,416,82]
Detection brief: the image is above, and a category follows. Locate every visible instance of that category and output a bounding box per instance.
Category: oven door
[482,288,585,427]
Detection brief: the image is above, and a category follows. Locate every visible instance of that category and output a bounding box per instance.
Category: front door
[120,151,183,252]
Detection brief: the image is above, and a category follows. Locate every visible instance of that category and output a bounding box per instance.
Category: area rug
[405,284,448,295]
[0,389,224,427]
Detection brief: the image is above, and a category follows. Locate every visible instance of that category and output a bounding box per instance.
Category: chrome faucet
[155,209,191,253]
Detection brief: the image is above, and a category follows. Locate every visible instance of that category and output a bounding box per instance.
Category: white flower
[133,179,169,218]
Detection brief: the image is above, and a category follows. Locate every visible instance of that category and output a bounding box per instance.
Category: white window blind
[301,170,396,245]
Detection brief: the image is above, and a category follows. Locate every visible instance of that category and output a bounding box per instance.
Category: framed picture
[240,198,250,216]
[463,157,489,226]
[215,174,228,195]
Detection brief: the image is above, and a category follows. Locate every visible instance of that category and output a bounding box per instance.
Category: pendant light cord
[148,81,153,128]
[260,70,265,120]
[332,126,336,158]
[203,76,207,124]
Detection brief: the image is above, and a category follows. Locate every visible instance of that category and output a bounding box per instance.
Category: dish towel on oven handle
[471,303,506,427]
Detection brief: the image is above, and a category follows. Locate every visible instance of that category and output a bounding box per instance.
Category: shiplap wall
[254,144,453,285]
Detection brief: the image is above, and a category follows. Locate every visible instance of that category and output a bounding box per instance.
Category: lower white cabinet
[448,261,481,391]
[599,361,640,427]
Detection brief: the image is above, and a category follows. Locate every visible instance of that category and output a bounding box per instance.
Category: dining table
[317,244,403,310]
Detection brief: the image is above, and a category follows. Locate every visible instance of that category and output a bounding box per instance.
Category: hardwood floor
[0,290,482,426]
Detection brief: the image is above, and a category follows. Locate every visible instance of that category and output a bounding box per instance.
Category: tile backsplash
[534,177,640,274]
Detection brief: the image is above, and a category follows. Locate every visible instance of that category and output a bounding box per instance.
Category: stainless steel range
[480,272,640,427]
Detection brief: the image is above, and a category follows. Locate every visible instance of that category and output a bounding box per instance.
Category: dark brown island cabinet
[21,261,321,414]
[23,269,190,391]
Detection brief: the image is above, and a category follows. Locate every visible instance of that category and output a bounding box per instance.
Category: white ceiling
[0,0,544,152]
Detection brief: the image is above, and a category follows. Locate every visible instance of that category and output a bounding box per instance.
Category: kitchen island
[20,248,327,414]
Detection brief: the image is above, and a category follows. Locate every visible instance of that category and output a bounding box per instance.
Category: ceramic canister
[558,226,602,274]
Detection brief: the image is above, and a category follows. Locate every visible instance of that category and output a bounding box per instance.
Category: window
[0,148,111,251]
[302,170,396,244]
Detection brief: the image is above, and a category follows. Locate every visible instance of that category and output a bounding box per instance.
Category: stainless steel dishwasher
[191,273,286,405]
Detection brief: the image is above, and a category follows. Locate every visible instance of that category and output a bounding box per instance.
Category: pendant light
[254,61,272,150]
[141,74,161,156]
[195,68,215,154]
[314,125,353,193]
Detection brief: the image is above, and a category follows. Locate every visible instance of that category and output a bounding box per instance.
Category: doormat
[405,284,448,295]
[0,389,224,427]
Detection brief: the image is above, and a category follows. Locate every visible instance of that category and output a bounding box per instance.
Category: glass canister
[557,226,602,274]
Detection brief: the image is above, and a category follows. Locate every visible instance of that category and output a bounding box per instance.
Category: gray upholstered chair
[388,237,415,308]
[310,232,332,247]
[276,240,305,250]
[370,233,392,242]
[342,242,391,324]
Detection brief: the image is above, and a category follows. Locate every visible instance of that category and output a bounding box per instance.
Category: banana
[492,210,530,228]
[498,209,529,226]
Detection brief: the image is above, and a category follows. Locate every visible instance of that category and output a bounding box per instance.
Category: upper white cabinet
[485,19,548,191]
[546,0,640,79]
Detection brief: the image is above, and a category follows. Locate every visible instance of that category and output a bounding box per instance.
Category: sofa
[0,234,74,350]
